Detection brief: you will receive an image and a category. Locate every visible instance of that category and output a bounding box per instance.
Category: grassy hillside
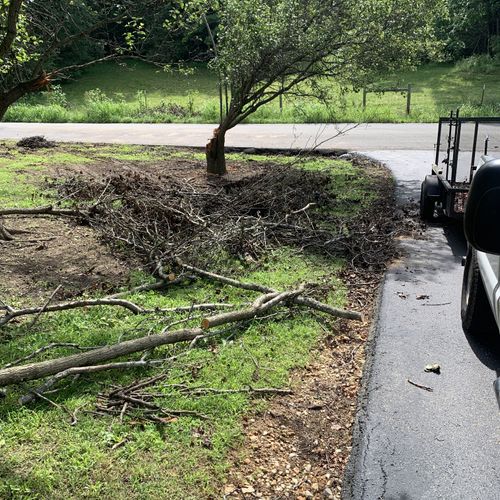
[4,59,500,123]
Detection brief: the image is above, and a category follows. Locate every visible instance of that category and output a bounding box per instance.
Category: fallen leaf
[224,484,237,495]
[424,363,441,374]
[416,294,430,300]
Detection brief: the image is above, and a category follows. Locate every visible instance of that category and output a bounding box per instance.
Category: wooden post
[362,88,367,110]
[480,84,485,106]
[406,84,412,115]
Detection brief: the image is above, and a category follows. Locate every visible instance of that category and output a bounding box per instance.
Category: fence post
[362,88,367,110]
[480,84,485,106]
[406,84,412,115]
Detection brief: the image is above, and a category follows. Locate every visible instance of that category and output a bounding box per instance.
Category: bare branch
[0,298,144,327]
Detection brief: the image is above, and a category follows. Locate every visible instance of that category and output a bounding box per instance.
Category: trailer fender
[423,175,443,199]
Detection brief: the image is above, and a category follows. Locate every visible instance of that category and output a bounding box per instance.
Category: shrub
[454,54,499,74]
[4,104,70,122]
[83,89,128,122]
[45,85,68,108]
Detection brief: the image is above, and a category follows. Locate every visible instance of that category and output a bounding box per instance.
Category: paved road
[343,151,500,500]
[0,122,498,151]
[0,122,435,149]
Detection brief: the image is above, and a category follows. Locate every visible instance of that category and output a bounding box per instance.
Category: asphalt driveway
[343,151,500,499]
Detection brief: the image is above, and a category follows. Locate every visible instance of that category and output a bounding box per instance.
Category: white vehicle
[460,156,500,404]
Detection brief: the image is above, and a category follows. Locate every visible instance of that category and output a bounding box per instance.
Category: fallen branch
[0,298,144,326]
[201,289,302,329]
[0,205,84,217]
[4,342,98,369]
[160,384,293,397]
[178,260,363,322]
[0,285,320,388]
[0,327,204,387]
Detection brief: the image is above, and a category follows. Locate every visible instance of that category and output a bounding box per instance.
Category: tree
[0,0,169,121]
[438,0,500,59]
[174,0,444,175]
[0,0,171,240]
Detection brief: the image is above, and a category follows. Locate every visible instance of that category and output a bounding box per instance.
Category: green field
[4,59,500,123]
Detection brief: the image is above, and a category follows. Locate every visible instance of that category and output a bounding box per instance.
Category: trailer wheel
[461,248,498,337]
[420,180,435,220]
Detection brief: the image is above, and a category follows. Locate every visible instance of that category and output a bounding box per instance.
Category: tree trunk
[206,127,227,175]
[0,99,10,122]
[0,73,50,122]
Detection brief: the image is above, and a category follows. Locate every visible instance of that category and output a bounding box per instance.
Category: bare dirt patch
[0,215,130,303]
[49,150,266,188]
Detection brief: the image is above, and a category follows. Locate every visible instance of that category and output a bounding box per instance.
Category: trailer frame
[421,110,500,220]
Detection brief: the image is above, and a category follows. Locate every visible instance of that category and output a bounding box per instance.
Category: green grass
[0,144,376,498]
[4,59,500,124]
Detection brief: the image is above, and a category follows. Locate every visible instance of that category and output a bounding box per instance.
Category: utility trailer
[420,111,500,221]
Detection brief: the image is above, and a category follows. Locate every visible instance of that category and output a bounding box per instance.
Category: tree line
[1,0,499,174]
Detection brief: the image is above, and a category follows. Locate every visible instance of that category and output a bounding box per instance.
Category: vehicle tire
[420,180,435,221]
[461,248,498,337]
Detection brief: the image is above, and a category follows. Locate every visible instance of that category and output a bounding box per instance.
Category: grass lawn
[0,143,381,498]
[4,59,500,124]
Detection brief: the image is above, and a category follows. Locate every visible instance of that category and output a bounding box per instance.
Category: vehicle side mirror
[464,158,500,255]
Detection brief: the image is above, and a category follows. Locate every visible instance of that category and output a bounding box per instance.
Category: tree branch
[0,0,23,60]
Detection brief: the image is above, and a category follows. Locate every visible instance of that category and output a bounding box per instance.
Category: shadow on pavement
[441,220,467,258]
[464,329,500,376]
[439,220,500,375]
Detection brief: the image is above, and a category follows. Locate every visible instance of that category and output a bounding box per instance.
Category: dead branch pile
[95,375,291,424]
[0,157,406,410]
[55,162,402,270]
[16,136,56,149]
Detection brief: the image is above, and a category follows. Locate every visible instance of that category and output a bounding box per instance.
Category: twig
[3,342,97,369]
[29,391,78,425]
[27,285,63,331]
[112,393,208,419]
[407,379,433,392]
[19,359,171,404]
[422,302,451,307]
[106,280,168,298]
[119,402,128,424]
